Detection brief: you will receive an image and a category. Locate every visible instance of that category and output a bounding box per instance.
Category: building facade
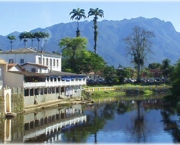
[0,48,86,107]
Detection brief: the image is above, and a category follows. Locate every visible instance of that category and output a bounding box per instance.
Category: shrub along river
[1,95,180,144]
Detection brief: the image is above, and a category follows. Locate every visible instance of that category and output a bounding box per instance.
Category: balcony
[23,79,86,88]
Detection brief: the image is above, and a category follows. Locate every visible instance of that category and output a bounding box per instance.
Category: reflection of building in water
[23,104,86,143]
[0,104,86,143]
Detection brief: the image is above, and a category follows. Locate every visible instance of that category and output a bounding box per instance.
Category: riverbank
[83,84,170,102]
[23,97,94,114]
[23,84,170,114]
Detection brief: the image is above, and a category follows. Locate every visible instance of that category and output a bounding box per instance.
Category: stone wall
[0,89,5,117]
[11,88,24,114]
[0,117,5,142]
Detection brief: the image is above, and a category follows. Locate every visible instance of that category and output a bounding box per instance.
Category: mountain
[1,17,180,67]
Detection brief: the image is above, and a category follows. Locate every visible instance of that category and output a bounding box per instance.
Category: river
[1,98,180,144]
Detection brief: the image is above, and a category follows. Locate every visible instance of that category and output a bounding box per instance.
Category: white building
[0,48,87,107]
[0,47,61,72]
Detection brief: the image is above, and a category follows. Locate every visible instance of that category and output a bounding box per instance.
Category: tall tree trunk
[76,21,80,37]
[31,39,34,48]
[93,18,98,54]
[10,41,12,51]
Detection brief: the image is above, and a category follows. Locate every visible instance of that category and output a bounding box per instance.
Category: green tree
[19,32,30,48]
[29,32,36,48]
[34,32,49,51]
[140,67,151,78]
[59,37,88,73]
[165,59,180,106]
[42,32,49,52]
[70,8,86,37]
[88,8,104,54]
[103,65,117,85]
[7,35,16,50]
[161,58,172,78]
[148,62,161,69]
[77,50,106,75]
[117,67,136,83]
[124,26,155,83]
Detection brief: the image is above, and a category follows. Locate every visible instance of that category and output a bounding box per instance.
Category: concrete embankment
[23,98,94,114]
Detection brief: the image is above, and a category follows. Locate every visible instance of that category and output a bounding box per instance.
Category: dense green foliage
[59,37,106,74]
[165,59,180,106]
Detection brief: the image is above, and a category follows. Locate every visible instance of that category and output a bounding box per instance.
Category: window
[50,59,52,66]
[46,58,48,66]
[31,68,36,72]
[9,59,14,63]
[38,57,41,64]
[53,59,55,66]
[43,58,45,65]
[20,59,24,63]
[57,60,59,67]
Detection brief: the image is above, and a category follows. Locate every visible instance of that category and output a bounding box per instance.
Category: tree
[77,50,106,75]
[34,32,49,51]
[148,62,161,69]
[70,8,86,37]
[29,32,36,48]
[41,32,49,52]
[161,58,172,78]
[124,26,155,83]
[88,8,104,54]
[103,65,117,84]
[59,37,88,73]
[19,32,30,48]
[164,59,179,106]
[7,35,16,50]
[140,67,151,78]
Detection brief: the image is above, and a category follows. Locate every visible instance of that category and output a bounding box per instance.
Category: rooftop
[0,48,61,56]
[21,62,48,68]
[8,70,86,78]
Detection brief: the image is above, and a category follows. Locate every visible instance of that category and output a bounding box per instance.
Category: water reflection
[1,98,180,143]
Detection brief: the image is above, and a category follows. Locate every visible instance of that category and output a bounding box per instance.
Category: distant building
[149,69,163,78]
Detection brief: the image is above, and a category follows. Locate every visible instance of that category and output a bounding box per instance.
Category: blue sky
[0,1,180,36]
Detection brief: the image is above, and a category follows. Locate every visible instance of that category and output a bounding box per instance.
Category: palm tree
[34,32,43,50]
[42,32,49,52]
[34,32,49,51]
[7,35,16,51]
[161,59,171,78]
[88,8,104,54]
[19,32,30,48]
[29,32,36,48]
[70,8,86,37]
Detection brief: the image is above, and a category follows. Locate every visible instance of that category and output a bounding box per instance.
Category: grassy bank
[83,84,170,102]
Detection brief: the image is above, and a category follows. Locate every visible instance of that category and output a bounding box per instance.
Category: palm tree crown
[88,8,104,19]
[19,32,30,48]
[70,8,86,37]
